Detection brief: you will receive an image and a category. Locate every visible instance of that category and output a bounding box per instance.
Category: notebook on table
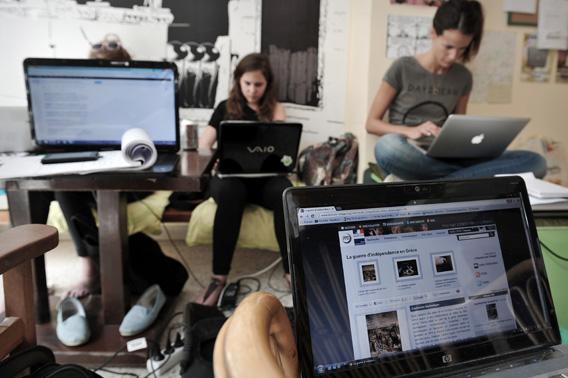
[216,121,302,178]
[23,58,180,173]
[283,177,568,378]
[425,115,529,159]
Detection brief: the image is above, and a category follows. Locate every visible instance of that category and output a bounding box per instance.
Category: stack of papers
[0,151,142,180]
[497,172,568,205]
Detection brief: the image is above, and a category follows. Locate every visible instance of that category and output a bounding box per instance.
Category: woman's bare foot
[66,257,100,298]
[195,274,227,307]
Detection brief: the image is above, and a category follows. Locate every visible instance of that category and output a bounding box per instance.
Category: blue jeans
[374,134,547,180]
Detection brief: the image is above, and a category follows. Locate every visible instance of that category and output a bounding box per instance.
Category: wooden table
[5,149,213,364]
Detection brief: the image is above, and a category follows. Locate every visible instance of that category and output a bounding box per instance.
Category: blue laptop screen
[25,64,177,149]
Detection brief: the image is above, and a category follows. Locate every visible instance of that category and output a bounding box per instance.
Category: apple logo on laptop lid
[471,133,485,145]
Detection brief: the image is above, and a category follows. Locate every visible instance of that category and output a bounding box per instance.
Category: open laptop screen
[284,178,560,377]
[24,58,179,152]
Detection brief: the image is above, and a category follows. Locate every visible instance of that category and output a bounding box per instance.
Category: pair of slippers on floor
[56,284,166,347]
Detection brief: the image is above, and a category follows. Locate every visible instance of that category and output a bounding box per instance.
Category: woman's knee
[524,151,547,178]
[209,177,247,203]
[374,134,406,168]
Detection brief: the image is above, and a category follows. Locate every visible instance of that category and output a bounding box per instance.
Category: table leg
[7,188,51,324]
[97,191,128,324]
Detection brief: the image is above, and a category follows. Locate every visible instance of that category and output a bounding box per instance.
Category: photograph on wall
[386,15,432,59]
[164,0,230,109]
[359,261,380,286]
[556,50,568,83]
[521,33,552,82]
[390,0,442,6]
[366,311,402,358]
[261,0,321,107]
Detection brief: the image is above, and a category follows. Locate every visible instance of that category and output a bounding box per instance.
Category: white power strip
[146,344,184,376]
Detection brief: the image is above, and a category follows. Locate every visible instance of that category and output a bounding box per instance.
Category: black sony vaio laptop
[216,121,302,178]
[23,58,180,173]
[283,177,568,378]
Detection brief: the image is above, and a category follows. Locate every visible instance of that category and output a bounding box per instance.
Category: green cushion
[185,197,279,252]
[47,191,171,236]
[538,226,568,330]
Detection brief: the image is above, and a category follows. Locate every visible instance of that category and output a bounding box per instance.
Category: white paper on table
[496,172,568,199]
[528,195,568,205]
[537,0,568,50]
[504,0,537,13]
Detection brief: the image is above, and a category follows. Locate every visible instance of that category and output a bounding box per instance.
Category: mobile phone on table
[41,151,100,164]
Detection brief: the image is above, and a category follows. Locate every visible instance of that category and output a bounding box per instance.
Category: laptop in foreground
[283,177,567,377]
[23,58,180,173]
[426,115,529,159]
[216,121,302,178]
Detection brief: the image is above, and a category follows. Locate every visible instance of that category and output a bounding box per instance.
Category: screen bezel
[23,58,180,153]
[283,177,560,377]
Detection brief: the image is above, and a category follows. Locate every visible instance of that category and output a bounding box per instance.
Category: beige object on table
[213,292,298,378]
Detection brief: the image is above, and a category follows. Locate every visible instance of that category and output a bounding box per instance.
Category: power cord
[540,240,568,262]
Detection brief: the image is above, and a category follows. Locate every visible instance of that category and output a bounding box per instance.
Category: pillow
[47,191,171,236]
[185,197,279,252]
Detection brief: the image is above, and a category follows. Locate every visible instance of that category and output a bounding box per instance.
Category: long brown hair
[226,53,278,121]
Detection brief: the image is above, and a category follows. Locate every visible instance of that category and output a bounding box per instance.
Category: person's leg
[253,176,294,284]
[445,150,547,179]
[55,191,99,298]
[196,177,248,305]
[374,134,462,180]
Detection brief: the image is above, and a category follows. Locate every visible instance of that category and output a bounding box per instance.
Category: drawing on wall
[556,50,568,83]
[386,15,432,59]
[163,0,229,109]
[390,0,442,6]
[521,33,552,83]
[469,31,515,104]
[261,0,321,107]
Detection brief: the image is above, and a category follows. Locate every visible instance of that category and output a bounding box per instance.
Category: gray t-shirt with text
[383,56,472,127]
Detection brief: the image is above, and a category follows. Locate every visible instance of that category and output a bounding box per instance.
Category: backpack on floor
[297,133,358,186]
[0,345,103,377]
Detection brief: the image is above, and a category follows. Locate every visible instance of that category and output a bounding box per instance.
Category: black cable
[92,345,127,372]
[134,195,205,288]
[540,240,568,262]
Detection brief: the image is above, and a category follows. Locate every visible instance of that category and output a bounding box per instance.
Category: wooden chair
[213,292,298,378]
[0,224,58,358]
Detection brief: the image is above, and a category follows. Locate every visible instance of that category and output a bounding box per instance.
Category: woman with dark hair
[367,0,546,180]
[197,53,288,306]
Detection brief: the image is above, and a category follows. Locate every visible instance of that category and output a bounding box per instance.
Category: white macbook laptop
[426,115,529,159]
[284,177,568,377]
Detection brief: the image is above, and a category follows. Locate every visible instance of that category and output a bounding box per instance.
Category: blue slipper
[56,296,90,347]
[119,284,166,337]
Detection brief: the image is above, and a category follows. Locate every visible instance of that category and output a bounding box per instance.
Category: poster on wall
[261,0,321,107]
[556,50,568,83]
[521,33,552,82]
[469,31,515,104]
[389,0,442,6]
[386,15,432,59]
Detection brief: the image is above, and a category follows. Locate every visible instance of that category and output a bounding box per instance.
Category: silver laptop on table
[426,115,529,159]
[283,177,568,378]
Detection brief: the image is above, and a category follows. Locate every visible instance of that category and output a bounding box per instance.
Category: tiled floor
[20,230,293,377]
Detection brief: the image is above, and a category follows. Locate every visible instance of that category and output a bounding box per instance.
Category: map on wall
[386,15,432,59]
[469,31,516,104]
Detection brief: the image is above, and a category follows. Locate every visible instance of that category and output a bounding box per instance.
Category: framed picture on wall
[507,0,539,26]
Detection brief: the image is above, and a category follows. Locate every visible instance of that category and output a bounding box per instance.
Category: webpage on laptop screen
[26,66,176,146]
[296,197,532,374]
